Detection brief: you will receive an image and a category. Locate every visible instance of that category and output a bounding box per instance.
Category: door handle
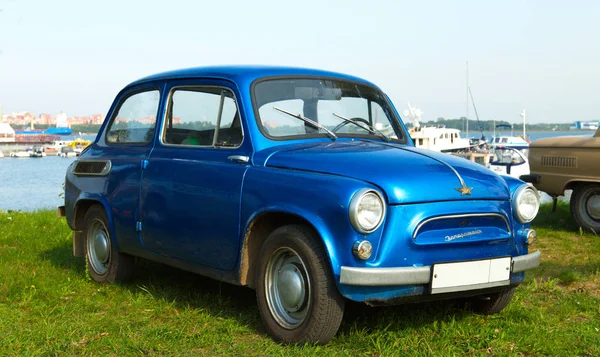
[228,155,249,163]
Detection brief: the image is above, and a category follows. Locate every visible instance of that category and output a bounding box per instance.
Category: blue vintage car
[62,66,541,344]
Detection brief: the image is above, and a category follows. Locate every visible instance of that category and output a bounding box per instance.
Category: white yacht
[10,149,31,158]
[404,104,471,152]
[29,146,46,158]
[488,135,530,151]
[487,113,531,178]
[489,117,530,151]
[58,146,77,157]
[44,140,72,155]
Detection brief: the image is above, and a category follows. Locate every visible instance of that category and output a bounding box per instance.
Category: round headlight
[349,189,386,233]
[513,185,540,223]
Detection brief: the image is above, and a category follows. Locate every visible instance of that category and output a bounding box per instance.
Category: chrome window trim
[412,213,511,239]
[159,85,245,150]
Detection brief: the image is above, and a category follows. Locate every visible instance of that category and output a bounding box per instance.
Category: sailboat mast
[521,110,527,139]
[466,61,469,139]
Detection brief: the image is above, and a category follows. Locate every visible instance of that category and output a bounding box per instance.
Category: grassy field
[1,203,599,356]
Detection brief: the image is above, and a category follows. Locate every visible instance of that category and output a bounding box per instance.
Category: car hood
[263,140,510,204]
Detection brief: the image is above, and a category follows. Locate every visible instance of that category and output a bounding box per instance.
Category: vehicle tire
[83,205,133,283]
[255,224,345,345]
[470,287,516,315]
[570,184,600,234]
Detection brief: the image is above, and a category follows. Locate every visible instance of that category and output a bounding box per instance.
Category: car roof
[127,65,378,88]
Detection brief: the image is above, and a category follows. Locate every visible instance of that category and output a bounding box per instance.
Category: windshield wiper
[273,106,337,140]
[332,113,391,142]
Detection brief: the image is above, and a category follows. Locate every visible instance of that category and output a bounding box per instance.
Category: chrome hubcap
[87,219,110,275]
[588,193,600,220]
[265,247,310,329]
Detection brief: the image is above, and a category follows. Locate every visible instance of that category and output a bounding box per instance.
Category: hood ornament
[455,183,473,195]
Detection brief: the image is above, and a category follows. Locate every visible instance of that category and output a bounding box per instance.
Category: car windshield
[253,78,405,141]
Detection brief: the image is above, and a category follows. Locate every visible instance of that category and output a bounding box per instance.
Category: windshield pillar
[303,100,318,133]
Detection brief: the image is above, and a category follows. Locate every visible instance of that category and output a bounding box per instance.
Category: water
[470,130,593,142]
[0,131,585,211]
[0,156,76,211]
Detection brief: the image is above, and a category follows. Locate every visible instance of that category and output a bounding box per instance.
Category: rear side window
[106,90,160,144]
[163,87,242,147]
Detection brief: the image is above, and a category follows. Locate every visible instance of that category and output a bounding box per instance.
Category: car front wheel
[255,225,345,345]
[571,184,600,234]
[83,205,133,283]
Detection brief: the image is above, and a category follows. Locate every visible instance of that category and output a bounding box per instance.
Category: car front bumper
[339,250,540,287]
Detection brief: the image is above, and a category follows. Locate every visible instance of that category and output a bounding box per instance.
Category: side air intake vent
[72,160,111,176]
[540,156,577,168]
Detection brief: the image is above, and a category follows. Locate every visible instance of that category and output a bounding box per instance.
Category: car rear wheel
[255,225,345,345]
[83,205,133,283]
[570,184,600,234]
[470,287,516,315]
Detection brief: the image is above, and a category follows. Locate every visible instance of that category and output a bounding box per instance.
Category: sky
[0,0,599,125]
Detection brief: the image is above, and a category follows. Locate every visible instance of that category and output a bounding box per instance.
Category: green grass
[1,204,599,356]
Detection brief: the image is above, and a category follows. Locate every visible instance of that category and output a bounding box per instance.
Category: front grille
[413,213,511,245]
[72,160,111,176]
[541,156,577,168]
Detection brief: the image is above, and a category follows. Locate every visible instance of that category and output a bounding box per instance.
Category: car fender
[73,193,122,251]
[243,204,343,277]
[240,167,387,281]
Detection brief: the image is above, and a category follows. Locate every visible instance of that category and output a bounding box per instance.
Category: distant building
[1,110,106,127]
[56,112,68,128]
[570,121,599,130]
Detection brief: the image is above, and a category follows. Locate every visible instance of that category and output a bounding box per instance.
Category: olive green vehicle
[524,128,600,234]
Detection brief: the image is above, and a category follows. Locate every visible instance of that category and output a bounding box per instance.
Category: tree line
[413,117,573,132]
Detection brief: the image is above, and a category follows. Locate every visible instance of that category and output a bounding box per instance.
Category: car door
[139,78,251,270]
[93,84,164,253]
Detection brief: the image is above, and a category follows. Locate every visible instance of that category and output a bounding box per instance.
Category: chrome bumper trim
[512,250,541,273]
[431,280,510,295]
[339,265,431,286]
[339,250,541,286]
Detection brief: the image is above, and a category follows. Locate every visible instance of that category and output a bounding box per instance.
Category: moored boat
[488,135,530,151]
[404,104,472,152]
[69,138,92,155]
[44,140,72,155]
[58,146,77,157]
[29,146,46,158]
[10,149,31,158]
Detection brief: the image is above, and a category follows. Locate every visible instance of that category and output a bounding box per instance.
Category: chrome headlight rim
[512,185,540,224]
[349,188,386,234]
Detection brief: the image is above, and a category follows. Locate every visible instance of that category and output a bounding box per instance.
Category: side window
[164,87,242,147]
[106,90,160,144]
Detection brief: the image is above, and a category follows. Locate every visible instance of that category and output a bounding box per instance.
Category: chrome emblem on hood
[455,183,473,196]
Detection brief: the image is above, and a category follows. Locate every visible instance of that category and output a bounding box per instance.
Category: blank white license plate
[431,257,511,294]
